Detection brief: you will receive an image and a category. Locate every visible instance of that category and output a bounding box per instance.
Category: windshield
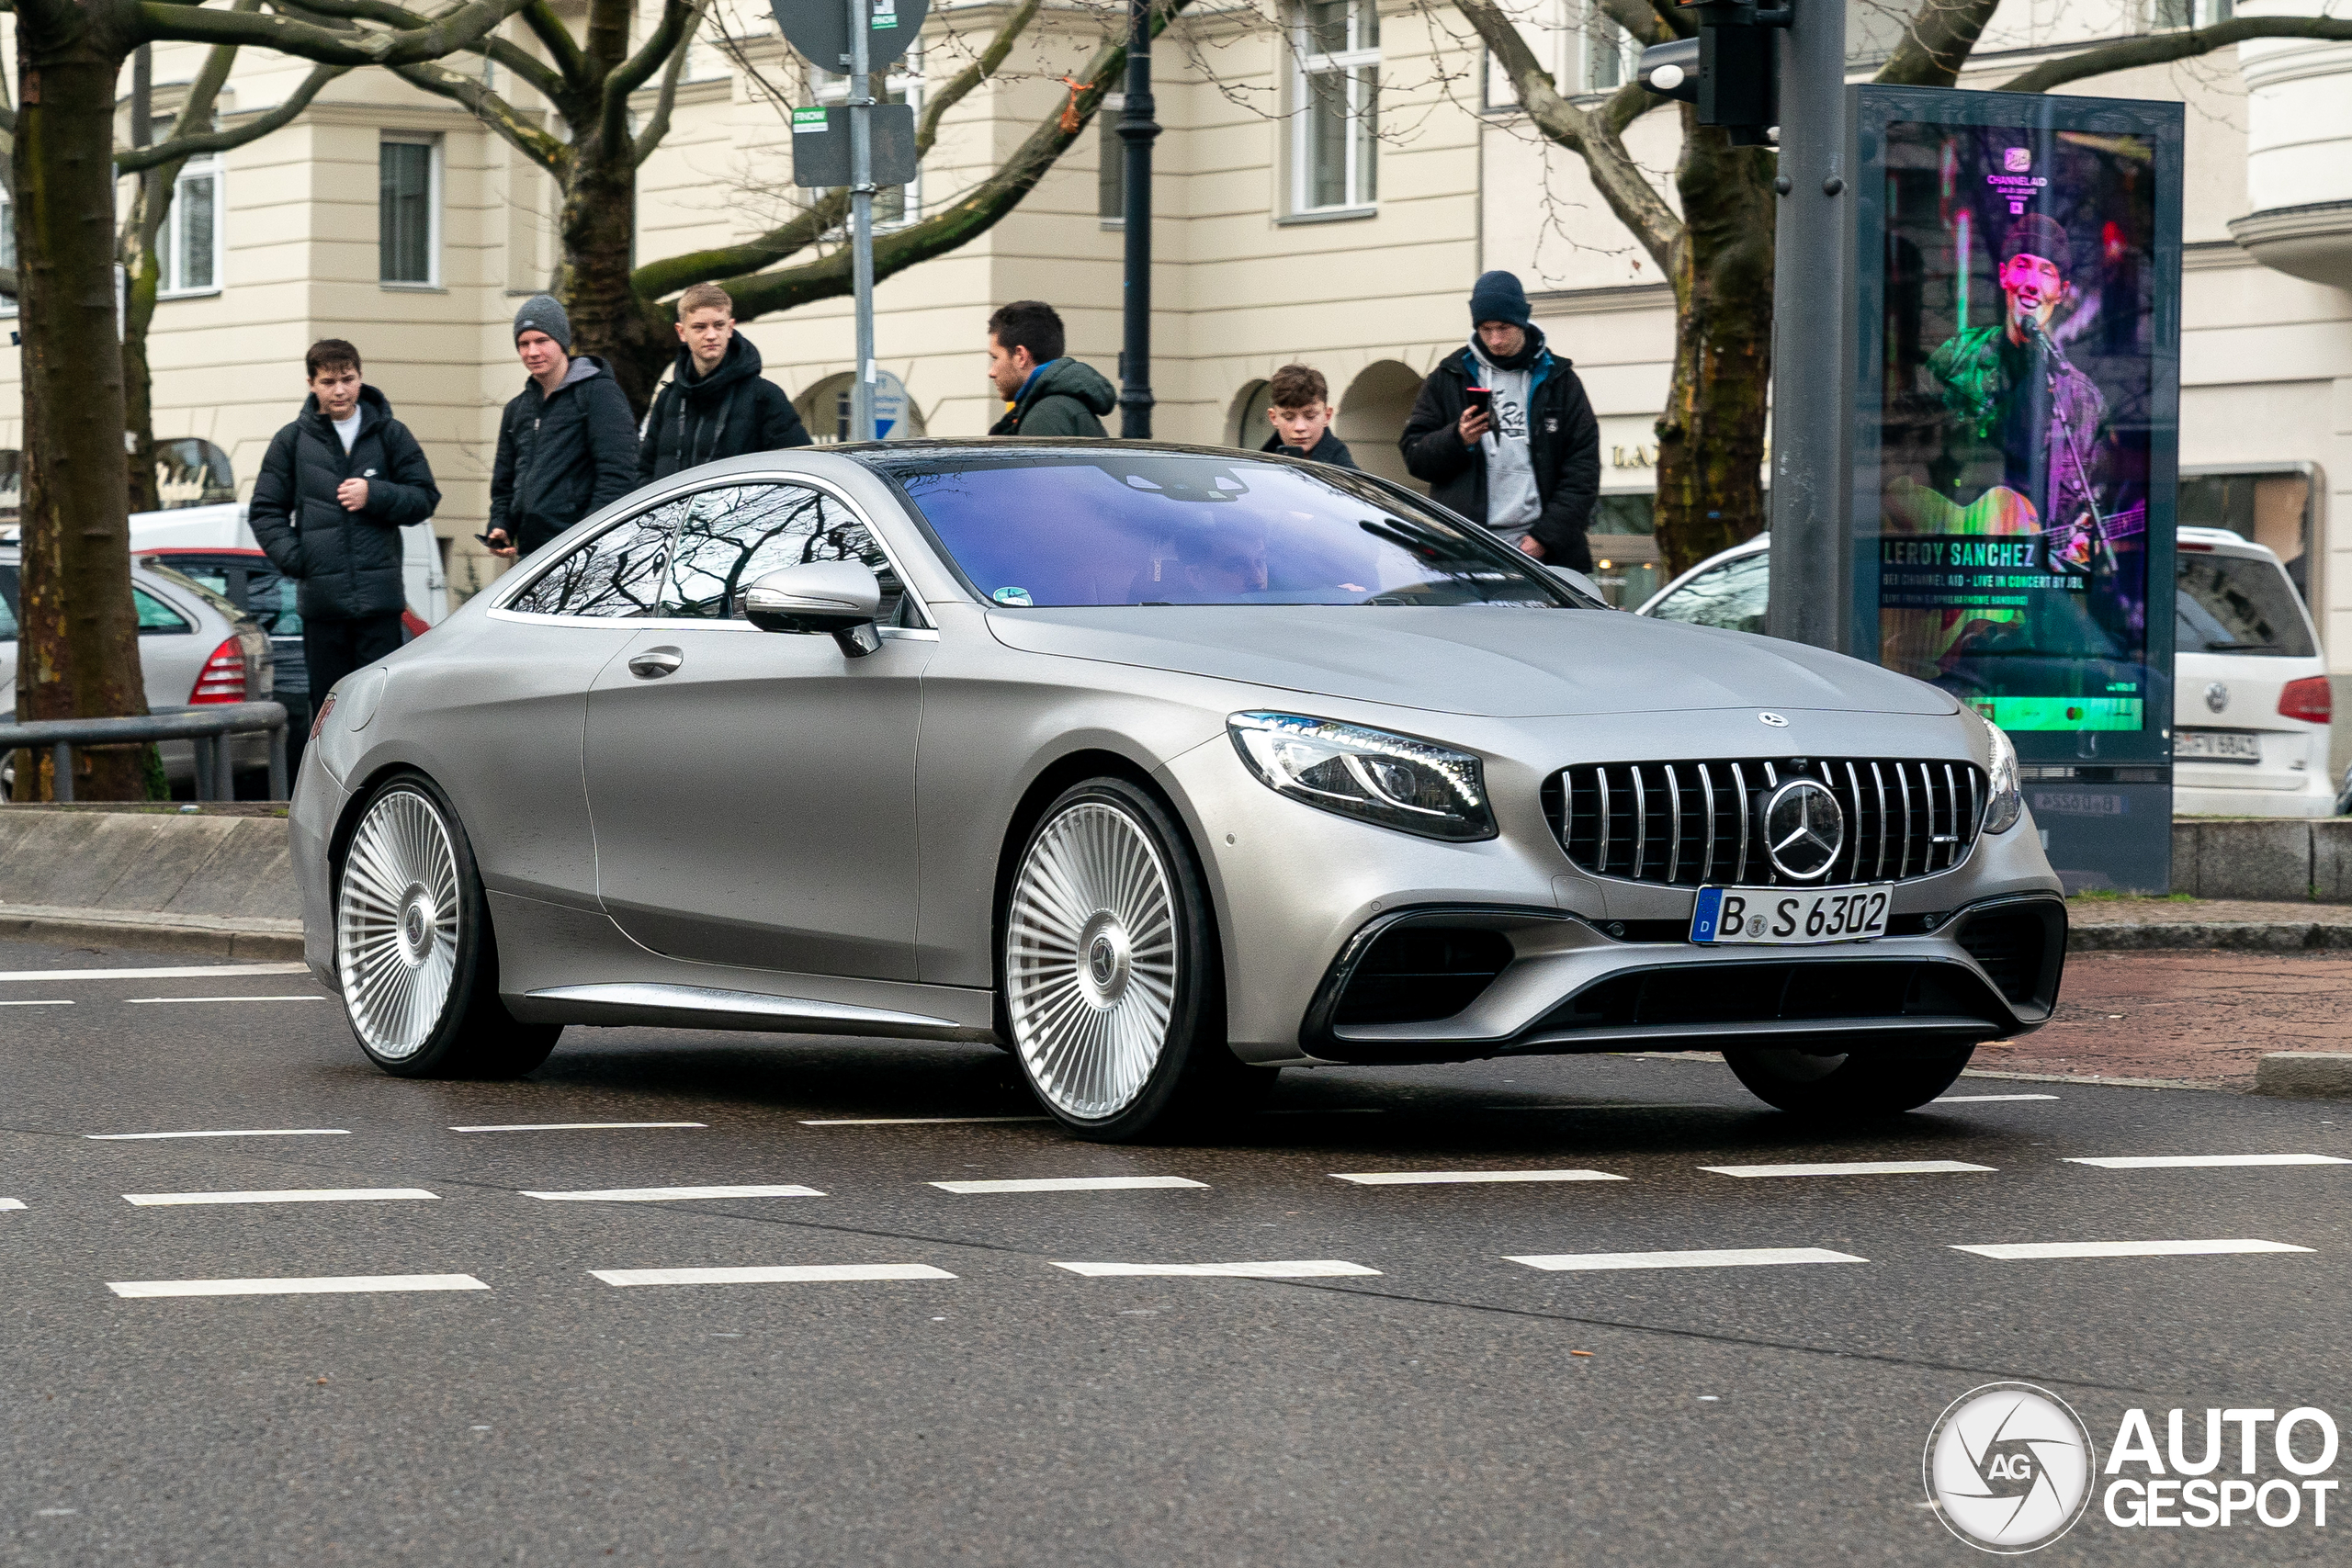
[2176,551,2313,657]
[880,451,1584,610]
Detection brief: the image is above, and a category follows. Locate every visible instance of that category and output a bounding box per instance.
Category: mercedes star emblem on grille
[1761,778,1845,881]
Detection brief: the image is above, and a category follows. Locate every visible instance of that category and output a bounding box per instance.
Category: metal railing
[0,701,290,802]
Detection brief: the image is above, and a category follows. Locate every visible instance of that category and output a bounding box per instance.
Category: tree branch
[1875,0,2004,87]
[1998,15,2352,93]
[603,0,695,152]
[519,0,595,91]
[134,0,536,67]
[278,0,571,100]
[1596,0,1667,47]
[917,0,1042,151]
[390,58,569,172]
[631,0,709,167]
[116,60,349,171]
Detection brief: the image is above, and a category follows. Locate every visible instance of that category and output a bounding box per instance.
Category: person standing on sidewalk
[1257,363,1357,468]
[486,295,639,559]
[1399,270,1600,571]
[985,300,1116,437]
[637,282,811,482]
[247,338,441,703]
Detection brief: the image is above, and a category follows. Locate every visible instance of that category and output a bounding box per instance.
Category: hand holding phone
[1458,386,1494,446]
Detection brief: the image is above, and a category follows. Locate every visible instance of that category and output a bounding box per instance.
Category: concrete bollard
[2253,1052,2352,1100]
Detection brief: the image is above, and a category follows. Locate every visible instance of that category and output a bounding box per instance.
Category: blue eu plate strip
[1690,886,1723,944]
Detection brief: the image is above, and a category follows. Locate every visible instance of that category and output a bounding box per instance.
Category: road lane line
[592,1264,955,1286]
[1701,1160,1996,1179]
[0,1199,24,1211]
[2064,1155,2351,1169]
[125,996,325,1005]
[107,1273,489,1299]
[523,1185,824,1201]
[1952,1239,2314,1260]
[1474,1103,1726,1112]
[1053,1259,1381,1279]
[1936,1093,2060,1102]
[85,1128,349,1141]
[0,963,311,984]
[1331,1168,1629,1186]
[0,1000,72,1008]
[800,1116,1051,1126]
[123,1189,438,1207]
[1509,1247,1869,1271]
[448,1122,706,1133]
[929,1176,1207,1194]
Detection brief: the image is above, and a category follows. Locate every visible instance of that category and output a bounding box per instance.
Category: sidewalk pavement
[2065,895,2352,952]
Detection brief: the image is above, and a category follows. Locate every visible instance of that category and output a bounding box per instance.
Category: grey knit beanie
[514,294,571,352]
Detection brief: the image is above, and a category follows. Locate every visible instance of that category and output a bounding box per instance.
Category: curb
[2068,921,2352,953]
[0,905,304,962]
[2252,1052,2352,1100]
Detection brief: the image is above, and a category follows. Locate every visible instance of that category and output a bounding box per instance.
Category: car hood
[985,606,1957,718]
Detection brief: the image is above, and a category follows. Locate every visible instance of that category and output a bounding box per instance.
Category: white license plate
[1690,885,1894,945]
[2173,730,2264,763]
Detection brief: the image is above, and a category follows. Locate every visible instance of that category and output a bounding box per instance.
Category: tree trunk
[555,145,670,416]
[121,172,164,514]
[1651,119,1776,581]
[12,17,151,801]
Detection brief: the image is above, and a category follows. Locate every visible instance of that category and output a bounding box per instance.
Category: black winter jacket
[490,355,640,556]
[248,385,440,622]
[1398,340,1601,570]
[1260,427,1358,468]
[636,334,812,484]
[988,357,1116,437]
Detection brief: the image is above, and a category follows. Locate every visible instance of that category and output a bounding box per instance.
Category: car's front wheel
[1001,778,1269,1140]
[1724,1043,1975,1116]
[334,773,560,1078]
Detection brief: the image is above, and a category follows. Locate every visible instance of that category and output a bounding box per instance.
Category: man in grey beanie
[486,294,641,559]
[1399,269,1600,570]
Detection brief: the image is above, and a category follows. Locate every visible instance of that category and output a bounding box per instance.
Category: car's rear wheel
[334,773,560,1078]
[1724,1043,1976,1116]
[1001,778,1268,1140]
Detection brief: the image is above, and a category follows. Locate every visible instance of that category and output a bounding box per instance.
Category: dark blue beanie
[1468,270,1532,330]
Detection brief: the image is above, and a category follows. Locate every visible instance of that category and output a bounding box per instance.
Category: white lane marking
[0,999,72,1008]
[1952,1239,2315,1261]
[928,1176,1207,1194]
[2064,1155,2352,1169]
[1053,1259,1381,1279]
[800,1116,1051,1126]
[592,1264,955,1287]
[448,1122,706,1133]
[523,1185,824,1201]
[123,1189,438,1207]
[124,995,325,1005]
[0,1199,25,1212]
[1510,1247,1869,1271]
[0,963,311,985]
[1331,1168,1629,1186]
[85,1128,349,1141]
[1260,1108,1384,1116]
[1701,1160,1996,1179]
[1476,1103,1724,1111]
[107,1273,489,1299]
[1936,1093,2060,1102]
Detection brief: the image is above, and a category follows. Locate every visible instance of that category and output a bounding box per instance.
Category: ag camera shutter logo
[1924,1382,2096,1552]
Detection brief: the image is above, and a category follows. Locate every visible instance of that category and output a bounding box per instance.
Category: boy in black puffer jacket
[638,282,811,482]
[248,338,441,704]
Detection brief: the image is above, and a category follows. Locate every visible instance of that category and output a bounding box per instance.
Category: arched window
[1226,380,1272,449]
[1335,360,1427,492]
[154,438,236,508]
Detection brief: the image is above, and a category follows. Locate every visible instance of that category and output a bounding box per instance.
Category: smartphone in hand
[1464,387,1493,412]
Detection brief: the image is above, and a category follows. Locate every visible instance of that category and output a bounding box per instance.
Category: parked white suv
[1638,526,2335,818]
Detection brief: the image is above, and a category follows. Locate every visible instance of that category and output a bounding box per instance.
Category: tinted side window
[659,484,905,624]
[507,510,671,618]
[1648,552,1770,635]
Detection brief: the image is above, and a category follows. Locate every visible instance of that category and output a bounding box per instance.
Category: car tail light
[188,637,248,705]
[2279,676,2332,726]
[309,693,337,739]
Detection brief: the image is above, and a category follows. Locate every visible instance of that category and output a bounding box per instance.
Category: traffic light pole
[1117,0,1158,439]
[1762,0,1851,652]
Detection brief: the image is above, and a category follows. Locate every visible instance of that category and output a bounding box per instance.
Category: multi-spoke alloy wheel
[338,786,460,1062]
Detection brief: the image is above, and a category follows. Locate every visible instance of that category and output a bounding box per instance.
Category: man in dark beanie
[486,293,640,559]
[1399,269,1600,570]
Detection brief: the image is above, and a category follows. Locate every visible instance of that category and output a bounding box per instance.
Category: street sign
[870,369,910,439]
[770,0,928,72]
[789,103,917,188]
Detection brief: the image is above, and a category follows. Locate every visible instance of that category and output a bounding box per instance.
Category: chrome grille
[1544,757,1986,887]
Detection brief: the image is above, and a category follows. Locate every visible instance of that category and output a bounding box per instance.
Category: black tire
[998,777,1259,1141]
[1724,1043,1976,1116]
[333,772,560,1079]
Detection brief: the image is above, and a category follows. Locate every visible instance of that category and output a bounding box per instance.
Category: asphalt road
[2,934,2346,1566]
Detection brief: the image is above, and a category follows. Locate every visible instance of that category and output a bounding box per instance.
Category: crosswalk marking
[449,1122,706,1134]
[1701,1160,1996,1179]
[1952,1239,2315,1260]
[0,1199,24,1212]
[1935,1093,2060,1103]
[929,1176,1207,1194]
[1053,1259,1381,1279]
[85,1128,349,1141]
[0,963,311,984]
[2064,1155,2351,1169]
[591,1264,956,1287]
[801,1116,1051,1126]
[0,999,71,1008]
[1509,1247,1869,1272]
[123,1189,438,1207]
[1330,1169,1627,1186]
[107,1273,489,1299]
[523,1185,824,1201]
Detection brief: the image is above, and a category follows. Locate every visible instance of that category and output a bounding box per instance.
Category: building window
[1100,94,1125,226]
[1582,1,1637,93]
[1294,0,1378,215]
[158,157,222,296]
[380,136,440,287]
[811,51,922,227]
[2153,0,2232,26]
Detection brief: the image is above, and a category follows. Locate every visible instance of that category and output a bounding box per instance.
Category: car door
[582,479,933,980]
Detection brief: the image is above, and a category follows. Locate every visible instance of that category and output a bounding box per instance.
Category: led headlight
[1227,712,1496,841]
[1975,708,2023,834]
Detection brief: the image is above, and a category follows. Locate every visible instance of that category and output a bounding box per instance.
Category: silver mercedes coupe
[290,441,2066,1139]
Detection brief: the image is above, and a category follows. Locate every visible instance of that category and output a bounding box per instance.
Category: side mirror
[741,561,883,658]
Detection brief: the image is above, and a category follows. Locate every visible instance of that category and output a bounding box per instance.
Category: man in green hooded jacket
[985,300,1116,436]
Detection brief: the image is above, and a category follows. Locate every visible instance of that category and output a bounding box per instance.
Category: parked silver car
[292,443,2064,1138]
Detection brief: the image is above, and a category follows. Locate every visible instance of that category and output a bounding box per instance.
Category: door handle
[628,646,684,680]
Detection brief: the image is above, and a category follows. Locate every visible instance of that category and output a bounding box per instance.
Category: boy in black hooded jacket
[637,282,811,482]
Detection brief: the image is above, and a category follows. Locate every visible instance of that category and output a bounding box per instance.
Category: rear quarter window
[2177,553,2313,657]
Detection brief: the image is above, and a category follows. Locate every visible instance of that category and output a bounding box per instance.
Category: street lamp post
[1117,0,1158,439]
